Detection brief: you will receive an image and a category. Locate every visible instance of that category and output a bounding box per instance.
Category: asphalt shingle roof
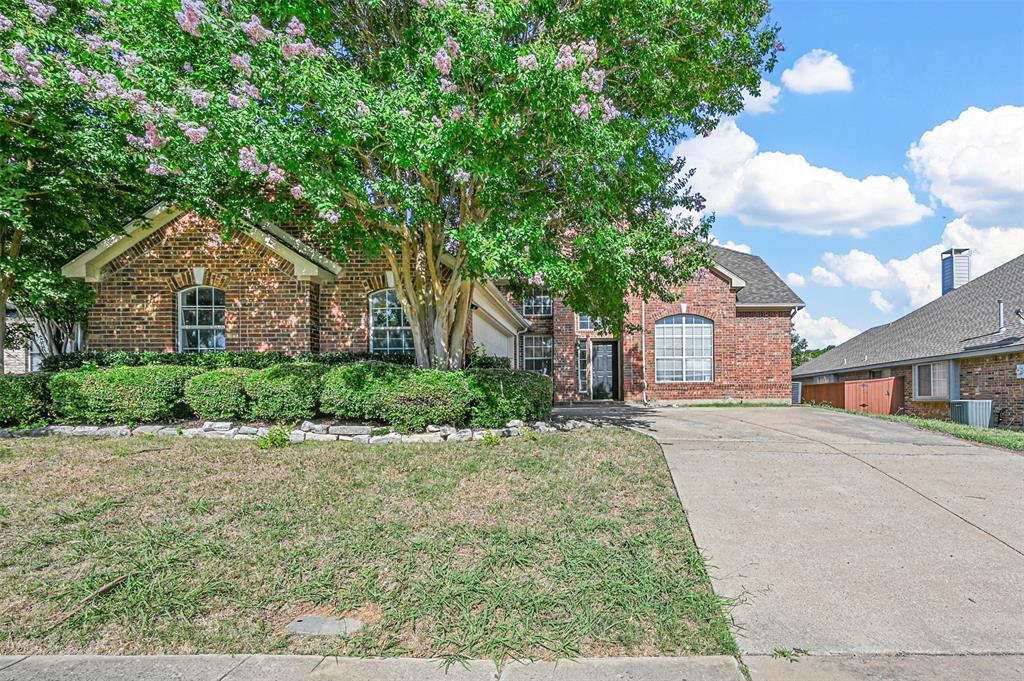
[710,245,805,307]
[793,253,1024,377]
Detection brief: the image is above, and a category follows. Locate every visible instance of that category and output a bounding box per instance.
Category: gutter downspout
[641,299,649,405]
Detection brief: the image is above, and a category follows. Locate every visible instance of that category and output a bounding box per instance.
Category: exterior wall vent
[941,248,970,295]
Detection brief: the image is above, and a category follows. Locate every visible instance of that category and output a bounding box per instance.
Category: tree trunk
[0,290,6,375]
[385,238,473,370]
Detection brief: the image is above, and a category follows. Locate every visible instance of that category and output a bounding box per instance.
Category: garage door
[472,311,513,358]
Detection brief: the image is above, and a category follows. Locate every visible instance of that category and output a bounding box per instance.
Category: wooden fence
[801,376,904,415]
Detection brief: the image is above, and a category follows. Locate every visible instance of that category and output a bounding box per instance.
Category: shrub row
[5,361,553,430]
[41,350,415,373]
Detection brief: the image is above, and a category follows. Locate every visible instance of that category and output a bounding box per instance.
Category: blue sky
[674,0,1024,348]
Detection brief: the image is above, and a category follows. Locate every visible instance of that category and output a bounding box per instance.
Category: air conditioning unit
[949,400,994,428]
[791,381,802,405]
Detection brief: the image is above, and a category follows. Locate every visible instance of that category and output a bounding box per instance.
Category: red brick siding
[88,213,317,353]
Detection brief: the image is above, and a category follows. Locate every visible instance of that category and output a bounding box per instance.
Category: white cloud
[811,265,842,287]
[712,238,752,253]
[869,290,893,313]
[674,120,931,236]
[793,309,860,348]
[822,218,1024,312]
[781,49,854,94]
[908,105,1024,226]
[785,272,807,288]
[742,79,781,114]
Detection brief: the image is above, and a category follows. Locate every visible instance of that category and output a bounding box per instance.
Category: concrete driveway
[558,405,1024,680]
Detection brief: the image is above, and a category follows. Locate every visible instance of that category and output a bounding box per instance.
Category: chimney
[941,248,970,295]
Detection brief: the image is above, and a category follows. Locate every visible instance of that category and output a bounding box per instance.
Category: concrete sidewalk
[0,655,744,680]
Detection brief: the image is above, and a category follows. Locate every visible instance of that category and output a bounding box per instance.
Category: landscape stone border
[0,418,598,444]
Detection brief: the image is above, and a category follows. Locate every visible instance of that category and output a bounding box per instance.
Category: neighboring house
[63,205,804,403]
[2,302,46,375]
[794,250,1024,428]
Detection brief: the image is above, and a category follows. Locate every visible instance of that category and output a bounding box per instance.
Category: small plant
[0,446,14,461]
[186,498,215,515]
[256,425,291,449]
[771,647,809,663]
[370,427,390,437]
[481,432,502,446]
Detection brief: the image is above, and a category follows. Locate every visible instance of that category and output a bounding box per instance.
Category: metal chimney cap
[941,247,971,257]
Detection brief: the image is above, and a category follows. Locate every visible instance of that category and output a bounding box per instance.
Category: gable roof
[709,245,805,309]
[63,204,341,283]
[794,253,1024,377]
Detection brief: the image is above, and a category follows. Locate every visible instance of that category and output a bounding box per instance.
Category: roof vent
[941,248,970,295]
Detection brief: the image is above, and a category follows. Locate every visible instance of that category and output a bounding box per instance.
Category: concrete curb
[0,655,745,681]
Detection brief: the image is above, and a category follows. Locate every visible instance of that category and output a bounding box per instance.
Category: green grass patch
[0,429,734,660]
[812,406,1024,452]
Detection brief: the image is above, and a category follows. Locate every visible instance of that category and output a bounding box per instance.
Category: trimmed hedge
[0,373,51,427]
[184,368,254,421]
[49,365,202,424]
[467,369,554,427]
[43,350,414,372]
[373,370,475,432]
[320,361,413,421]
[244,363,326,422]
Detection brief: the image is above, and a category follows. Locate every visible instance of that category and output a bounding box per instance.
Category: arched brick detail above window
[364,273,389,293]
[165,269,230,292]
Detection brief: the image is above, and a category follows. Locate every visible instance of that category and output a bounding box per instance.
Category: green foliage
[243,363,326,423]
[466,369,554,427]
[42,350,412,373]
[184,368,254,421]
[320,361,414,421]
[0,373,51,427]
[791,331,834,368]
[466,345,512,369]
[48,365,202,424]
[373,370,475,432]
[255,425,292,449]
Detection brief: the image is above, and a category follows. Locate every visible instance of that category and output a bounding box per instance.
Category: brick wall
[505,269,793,403]
[960,352,1024,429]
[317,254,390,353]
[88,212,318,353]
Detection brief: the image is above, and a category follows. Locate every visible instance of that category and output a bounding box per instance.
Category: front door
[591,342,619,400]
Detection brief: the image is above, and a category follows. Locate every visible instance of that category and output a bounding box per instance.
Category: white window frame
[576,340,588,392]
[523,335,553,375]
[177,286,226,353]
[578,314,605,332]
[913,361,950,400]
[369,288,415,355]
[521,290,553,317]
[654,314,714,383]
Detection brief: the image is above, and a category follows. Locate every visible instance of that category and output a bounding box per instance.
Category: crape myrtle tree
[1,0,780,369]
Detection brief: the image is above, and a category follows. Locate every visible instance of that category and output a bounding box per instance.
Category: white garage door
[472,311,513,358]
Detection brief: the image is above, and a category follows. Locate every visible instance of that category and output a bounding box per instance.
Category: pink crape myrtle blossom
[25,0,57,25]
[230,53,252,76]
[281,39,326,60]
[105,39,122,51]
[285,16,305,37]
[2,86,23,101]
[178,122,209,143]
[319,209,340,224]
[433,47,452,75]
[113,51,143,70]
[445,37,460,58]
[9,43,30,69]
[0,14,13,31]
[145,162,170,176]
[599,96,620,122]
[290,185,303,199]
[439,77,457,94]
[570,94,591,119]
[240,15,273,43]
[453,169,470,182]
[66,66,91,87]
[265,163,286,184]
[174,0,205,36]
[576,40,598,64]
[581,68,605,93]
[671,226,686,237]
[554,44,576,71]
[660,254,675,268]
[143,121,168,148]
[98,0,112,6]
[774,40,785,51]
[624,246,636,256]
[431,115,443,128]
[399,108,411,116]
[240,80,259,98]
[188,87,212,107]
[355,100,370,117]
[517,54,538,71]
[527,273,545,287]
[450,105,465,120]
[227,93,249,108]
[238,147,268,174]
[86,8,104,20]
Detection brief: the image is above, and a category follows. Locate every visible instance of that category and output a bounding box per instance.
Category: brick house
[794,250,1024,428]
[63,205,804,404]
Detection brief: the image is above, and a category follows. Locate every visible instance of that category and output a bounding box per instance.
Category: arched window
[178,286,225,353]
[654,314,713,382]
[369,289,414,355]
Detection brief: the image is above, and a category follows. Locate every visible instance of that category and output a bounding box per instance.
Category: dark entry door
[591,342,619,400]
